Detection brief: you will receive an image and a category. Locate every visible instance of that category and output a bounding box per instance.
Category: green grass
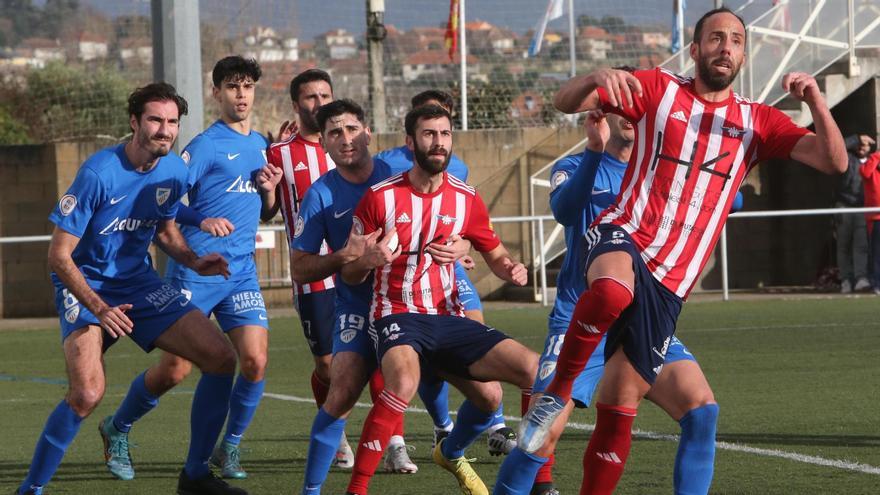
[2,297,879,494]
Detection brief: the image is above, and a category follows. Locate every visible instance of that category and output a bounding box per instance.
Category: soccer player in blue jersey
[373,90,518,456]
[494,109,722,495]
[98,57,270,482]
[17,83,248,495]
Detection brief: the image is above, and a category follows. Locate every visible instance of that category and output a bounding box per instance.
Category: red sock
[521,389,532,416]
[310,370,329,408]
[347,389,408,495]
[370,370,404,437]
[536,452,555,484]
[580,403,637,495]
[545,278,633,401]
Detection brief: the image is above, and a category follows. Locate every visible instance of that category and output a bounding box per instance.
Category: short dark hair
[693,7,746,44]
[290,69,333,102]
[211,56,262,87]
[404,104,451,137]
[316,99,366,132]
[127,82,188,123]
[411,90,454,111]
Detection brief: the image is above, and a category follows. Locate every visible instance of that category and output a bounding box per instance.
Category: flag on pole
[445,0,460,61]
[671,0,686,53]
[528,0,564,57]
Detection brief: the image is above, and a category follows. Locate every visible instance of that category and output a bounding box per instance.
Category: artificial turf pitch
[1,297,878,494]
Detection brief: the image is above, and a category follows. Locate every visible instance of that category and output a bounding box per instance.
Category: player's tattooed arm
[154,219,230,278]
[554,68,643,114]
[48,227,134,337]
[479,243,527,286]
[258,164,284,221]
[340,227,402,285]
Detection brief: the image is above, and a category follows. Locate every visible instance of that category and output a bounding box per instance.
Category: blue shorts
[171,276,268,333]
[533,322,696,408]
[54,274,198,353]
[454,263,483,312]
[584,224,684,384]
[334,305,377,364]
[295,289,337,357]
[370,313,509,379]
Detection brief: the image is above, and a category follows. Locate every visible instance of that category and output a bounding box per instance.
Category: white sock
[389,434,405,447]
[486,423,506,434]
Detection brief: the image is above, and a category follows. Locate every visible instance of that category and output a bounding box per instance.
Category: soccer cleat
[854,277,872,292]
[333,432,355,469]
[177,469,248,495]
[487,427,517,456]
[530,483,560,495]
[841,279,853,293]
[432,438,488,495]
[98,415,135,480]
[210,441,247,479]
[383,443,419,473]
[432,424,453,449]
[518,393,566,454]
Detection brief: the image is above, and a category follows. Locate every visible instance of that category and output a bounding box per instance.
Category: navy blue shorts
[371,313,509,379]
[294,288,336,357]
[584,224,683,384]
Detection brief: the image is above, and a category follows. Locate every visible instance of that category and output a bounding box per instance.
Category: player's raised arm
[258,163,283,221]
[783,72,847,174]
[551,110,610,226]
[554,68,643,114]
[154,218,230,278]
[48,226,133,337]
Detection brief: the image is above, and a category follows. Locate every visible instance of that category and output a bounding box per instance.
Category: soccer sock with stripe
[535,452,556,485]
[310,370,329,408]
[302,408,346,495]
[545,278,633,401]
[581,403,637,495]
[370,370,404,437]
[417,379,453,429]
[442,399,495,460]
[20,400,83,493]
[223,374,265,446]
[492,448,548,495]
[486,402,506,434]
[346,390,408,495]
[674,403,718,495]
[184,372,233,479]
[112,370,159,433]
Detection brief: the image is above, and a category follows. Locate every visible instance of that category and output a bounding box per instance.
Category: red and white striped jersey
[267,134,337,295]
[596,68,810,298]
[353,172,500,320]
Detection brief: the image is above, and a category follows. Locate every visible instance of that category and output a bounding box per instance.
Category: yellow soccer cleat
[432,438,488,495]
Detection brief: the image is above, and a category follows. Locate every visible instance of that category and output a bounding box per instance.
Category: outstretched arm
[551,110,611,226]
[783,73,847,174]
[554,68,643,114]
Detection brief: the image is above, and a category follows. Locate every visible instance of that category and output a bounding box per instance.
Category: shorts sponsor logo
[156,187,171,206]
[340,328,357,343]
[64,306,80,324]
[232,291,265,314]
[146,283,186,312]
[180,288,193,303]
[652,336,671,360]
[539,361,556,381]
[59,195,77,216]
[604,230,629,245]
[653,364,664,375]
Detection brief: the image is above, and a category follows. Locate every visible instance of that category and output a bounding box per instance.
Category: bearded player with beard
[518,8,846,494]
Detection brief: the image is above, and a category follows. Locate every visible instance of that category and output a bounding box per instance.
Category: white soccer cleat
[383,443,418,474]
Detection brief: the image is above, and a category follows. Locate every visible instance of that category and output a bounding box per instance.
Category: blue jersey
[166,120,270,282]
[373,145,469,181]
[49,144,188,288]
[548,150,627,329]
[291,161,393,313]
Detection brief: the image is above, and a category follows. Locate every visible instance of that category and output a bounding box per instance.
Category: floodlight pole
[151,0,204,152]
[459,0,468,130]
[367,0,388,133]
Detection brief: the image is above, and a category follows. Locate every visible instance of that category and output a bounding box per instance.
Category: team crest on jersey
[181,150,191,164]
[437,214,457,225]
[59,194,77,216]
[721,125,746,139]
[352,216,364,235]
[550,171,568,192]
[156,187,171,206]
[294,215,305,238]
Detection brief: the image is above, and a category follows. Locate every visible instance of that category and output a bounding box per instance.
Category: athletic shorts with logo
[55,273,198,352]
[171,274,268,332]
[454,263,482,312]
[294,288,337,357]
[371,313,509,379]
[583,224,684,384]
[333,301,377,365]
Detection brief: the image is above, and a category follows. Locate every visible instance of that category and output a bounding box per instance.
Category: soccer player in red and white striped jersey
[518,8,847,494]
[257,69,356,467]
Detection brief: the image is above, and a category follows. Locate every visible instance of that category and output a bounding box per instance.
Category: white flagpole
[459,0,468,130]
[568,0,575,78]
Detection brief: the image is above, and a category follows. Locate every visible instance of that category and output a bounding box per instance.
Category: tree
[0,105,31,144]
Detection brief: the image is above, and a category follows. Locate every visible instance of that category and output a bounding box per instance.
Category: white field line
[262,392,880,476]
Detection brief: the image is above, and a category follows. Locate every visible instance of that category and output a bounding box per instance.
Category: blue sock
[489,402,506,429]
[674,403,719,495]
[20,400,83,493]
[493,448,547,495]
[302,408,346,495]
[418,380,453,429]
[112,371,159,433]
[442,400,494,459]
[223,374,265,446]
[184,372,233,479]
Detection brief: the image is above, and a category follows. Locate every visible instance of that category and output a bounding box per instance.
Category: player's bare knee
[385,375,418,402]
[201,343,237,375]
[470,382,502,412]
[324,380,361,417]
[239,352,267,382]
[516,350,540,390]
[314,356,332,383]
[155,365,190,392]
[66,386,104,416]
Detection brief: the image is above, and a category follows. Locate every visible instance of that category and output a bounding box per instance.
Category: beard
[413,143,451,175]
[140,131,173,157]
[299,110,320,134]
[697,54,742,92]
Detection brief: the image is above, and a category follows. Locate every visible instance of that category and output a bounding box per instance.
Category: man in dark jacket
[836,134,873,293]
